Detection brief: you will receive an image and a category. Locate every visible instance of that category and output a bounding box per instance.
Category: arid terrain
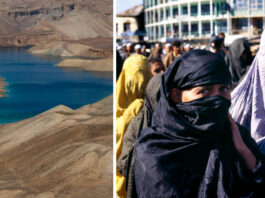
[0,95,113,198]
[0,0,113,71]
[0,0,113,197]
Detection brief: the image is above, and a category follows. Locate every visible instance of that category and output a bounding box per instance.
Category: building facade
[144,0,265,41]
[116,5,145,42]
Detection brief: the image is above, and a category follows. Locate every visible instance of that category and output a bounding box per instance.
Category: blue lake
[0,48,113,124]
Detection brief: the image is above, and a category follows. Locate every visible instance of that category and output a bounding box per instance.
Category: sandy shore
[28,40,113,72]
[57,57,113,72]
[0,95,113,197]
[0,77,7,97]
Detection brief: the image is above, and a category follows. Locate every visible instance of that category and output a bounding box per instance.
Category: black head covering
[225,38,253,83]
[210,36,222,49]
[134,50,260,198]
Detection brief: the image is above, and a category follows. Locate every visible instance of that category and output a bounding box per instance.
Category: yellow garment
[116,54,152,198]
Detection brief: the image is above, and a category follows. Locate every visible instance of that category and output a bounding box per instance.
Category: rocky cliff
[0,0,112,49]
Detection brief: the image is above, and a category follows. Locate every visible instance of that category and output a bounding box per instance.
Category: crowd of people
[116,32,248,81]
[116,31,265,198]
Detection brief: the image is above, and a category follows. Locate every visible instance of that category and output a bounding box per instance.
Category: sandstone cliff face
[0,0,113,47]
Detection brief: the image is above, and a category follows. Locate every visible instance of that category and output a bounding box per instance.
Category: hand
[228,113,256,170]
[228,113,247,152]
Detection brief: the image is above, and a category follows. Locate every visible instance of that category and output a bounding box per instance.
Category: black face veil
[134,50,259,198]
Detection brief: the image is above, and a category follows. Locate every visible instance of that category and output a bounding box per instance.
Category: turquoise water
[0,48,113,124]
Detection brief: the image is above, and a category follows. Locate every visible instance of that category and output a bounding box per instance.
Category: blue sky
[116,0,143,14]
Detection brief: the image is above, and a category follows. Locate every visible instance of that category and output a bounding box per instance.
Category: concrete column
[170,5,173,38]
[198,0,201,17]
[158,8,161,23]
[179,3,182,38]
[199,20,202,38]
[164,24,166,39]
[215,21,218,35]
[248,0,251,37]
[188,1,191,39]
[170,4,173,20]
[163,6,166,21]
[226,0,230,35]
[158,24,161,39]
[248,17,252,38]
[170,23,174,38]
[153,26,156,42]
[263,0,265,29]
[153,9,155,24]
[210,0,213,35]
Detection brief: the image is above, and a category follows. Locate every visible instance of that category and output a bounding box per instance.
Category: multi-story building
[144,0,265,42]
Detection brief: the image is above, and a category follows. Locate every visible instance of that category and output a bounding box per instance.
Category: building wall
[116,17,139,39]
[144,0,265,41]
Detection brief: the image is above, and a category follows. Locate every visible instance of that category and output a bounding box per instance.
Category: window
[191,24,198,32]
[123,23,130,32]
[155,10,159,22]
[250,0,263,9]
[173,6,178,17]
[166,7,171,19]
[213,2,227,14]
[182,24,188,32]
[191,5,198,16]
[201,4,210,15]
[202,22,210,33]
[150,27,154,40]
[182,5,188,15]
[233,0,248,10]
[145,12,149,24]
[155,26,159,39]
[166,24,171,36]
[160,25,165,38]
[160,9,164,21]
[173,24,179,34]
[257,19,263,29]
[216,20,227,32]
[236,18,248,30]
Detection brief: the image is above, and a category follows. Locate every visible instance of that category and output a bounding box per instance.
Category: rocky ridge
[0,0,113,63]
[0,95,113,197]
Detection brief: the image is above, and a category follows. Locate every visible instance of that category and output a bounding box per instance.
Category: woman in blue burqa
[134,50,265,198]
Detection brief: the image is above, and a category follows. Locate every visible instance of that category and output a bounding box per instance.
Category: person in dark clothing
[149,58,164,76]
[134,50,265,198]
[116,50,124,81]
[209,36,225,57]
[225,38,253,84]
[218,32,228,55]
